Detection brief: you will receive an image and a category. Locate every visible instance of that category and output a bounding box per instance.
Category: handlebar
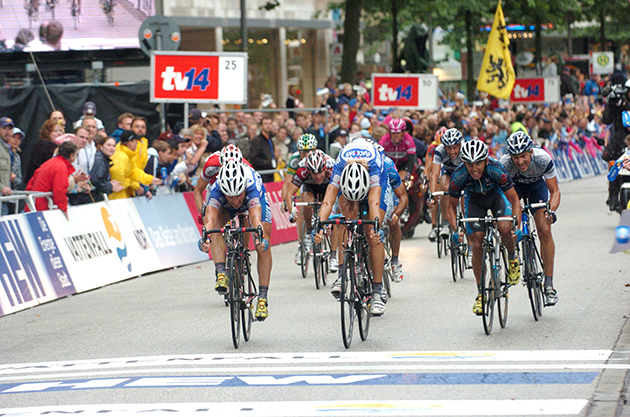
[202,224,263,241]
[460,215,515,224]
[523,201,548,211]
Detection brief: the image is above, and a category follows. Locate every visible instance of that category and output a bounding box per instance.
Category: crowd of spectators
[0,68,626,217]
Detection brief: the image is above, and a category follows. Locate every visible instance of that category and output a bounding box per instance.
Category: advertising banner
[0,213,74,316]
[591,52,614,75]
[151,52,247,103]
[371,74,439,110]
[133,195,207,268]
[510,77,560,103]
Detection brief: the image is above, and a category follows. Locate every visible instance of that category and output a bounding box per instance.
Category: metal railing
[0,191,56,216]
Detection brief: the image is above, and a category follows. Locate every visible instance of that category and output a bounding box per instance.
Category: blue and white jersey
[332,139,387,190]
[499,147,556,185]
[449,158,514,198]
[433,144,463,175]
[207,165,266,213]
[384,156,402,190]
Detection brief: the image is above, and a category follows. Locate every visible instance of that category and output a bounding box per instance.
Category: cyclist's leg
[207,207,231,264]
[464,194,485,288]
[526,181,555,281]
[492,191,520,285]
[255,221,273,288]
[438,173,451,236]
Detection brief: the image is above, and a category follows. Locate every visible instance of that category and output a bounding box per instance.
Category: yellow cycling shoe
[255,298,268,320]
[473,294,483,316]
[507,259,520,285]
[214,272,228,294]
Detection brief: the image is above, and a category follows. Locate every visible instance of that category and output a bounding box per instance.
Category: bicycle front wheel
[300,225,309,278]
[382,237,392,298]
[357,251,371,342]
[227,252,242,348]
[241,258,253,342]
[497,246,509,329]
[530,239,545,318]
[480,247,495,335]
[450,239,458,282]
[340,252,355,348]
[313,242,322,290]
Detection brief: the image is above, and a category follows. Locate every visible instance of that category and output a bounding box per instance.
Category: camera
[261,94,273,108]
[607,84,628,107]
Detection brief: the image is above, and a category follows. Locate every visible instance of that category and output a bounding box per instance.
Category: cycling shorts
[463,190,512,235]
[514,179,549,213]
[223,190,272,224]
[302,183,329,202]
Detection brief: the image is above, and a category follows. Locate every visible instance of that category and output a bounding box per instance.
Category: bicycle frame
[295,198,330,289]
[521,199,548,321]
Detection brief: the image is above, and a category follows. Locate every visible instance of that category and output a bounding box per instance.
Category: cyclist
[198,160,272,320]
[314,138,388,316]
[445,140,522,316]
[428,128,469,264]
[384,155,409,282]
[426,126,446,242]
[500,131,561,306]
[379,118,417,180]
[282,133,318,265]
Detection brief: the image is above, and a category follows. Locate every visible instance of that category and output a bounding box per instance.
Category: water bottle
[160,167,168,181]
[608,160,623,182]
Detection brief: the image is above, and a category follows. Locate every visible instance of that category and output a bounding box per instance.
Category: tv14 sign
[372,74,439,110]
[151,52,247,103]
[510,77,560,103]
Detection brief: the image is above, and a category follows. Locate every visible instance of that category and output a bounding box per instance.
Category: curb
[585,315,630,416]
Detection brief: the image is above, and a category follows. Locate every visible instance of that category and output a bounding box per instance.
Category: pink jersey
[378,132,416,169]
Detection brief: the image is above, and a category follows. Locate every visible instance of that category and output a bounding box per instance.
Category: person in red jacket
[26,141,78,218]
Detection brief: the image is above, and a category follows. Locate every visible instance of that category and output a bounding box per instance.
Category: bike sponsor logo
[100,207,131,272]
[63,232,112,263]
[343,149,373,160]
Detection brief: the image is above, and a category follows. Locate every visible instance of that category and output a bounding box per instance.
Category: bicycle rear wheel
[497,246,509,329]
[241,258,254,342]
[531,240,545,316]
[313,242,322,290]
[357,252,371,342]
[436,211,443,258]
[480,247,495,335]
[227,253,242,348]
[458,244,466,278]
[300,224,309,278]
[321,235,331,287]
[450,239,458,282]
[340,252,355,348]
[382,237,392,298]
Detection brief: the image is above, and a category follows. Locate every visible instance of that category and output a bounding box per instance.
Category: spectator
[0,117,14,214]
[202,113,223,153]
[110,112,134,143]
[73,102,103,131]
[238,122,257,159]
[249,116,276,183]
[583,74,601,98]
[329,129,347,159]
[131,116,150,170]
[338,83,354,106]
[226,117,240,142]
[90,136,123,202]
[543,55,558,77]
[273,145,286,182]
[145,140,175,180]
[23,119,63,186]
[561,67,579,98]
[68,125,94,206]
[10,127,24,191]
[188,108,203,127]
[286,85,300,119]
[109,130,161,200]
[307,109,327,151]
[25,141,78,218]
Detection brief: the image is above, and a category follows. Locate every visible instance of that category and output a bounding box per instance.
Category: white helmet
[506,131,533,155]
[441,128,463,146]
[220,144,243,165]
[460,140,489,163]
[218,160,247,196]
[340,162,370,201]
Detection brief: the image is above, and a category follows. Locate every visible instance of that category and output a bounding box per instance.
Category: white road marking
[0,399,589,416]
[0,350,613,376]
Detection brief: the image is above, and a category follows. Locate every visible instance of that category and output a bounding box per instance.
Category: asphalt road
[1,175,629,416]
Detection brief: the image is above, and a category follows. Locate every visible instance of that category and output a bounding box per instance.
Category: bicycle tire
[458,244,466,279]
[300,223,309,278]
[523,238,539,321]
[357,250,371,342]
[436,210,443,258]
[340,252,355,348]
[450,238,458,282]
[531,240,545,316]
[480,245,495,335]
[497,246,509,329]
[321,234,330,287]
[241,257,253,341]
[382,237,392,298]
[227,252,241,348]
[313,242,322,290]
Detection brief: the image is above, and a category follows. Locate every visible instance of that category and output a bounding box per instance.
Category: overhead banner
[510,77,560,103]
[151,52,248,103]
[371,74,439,110]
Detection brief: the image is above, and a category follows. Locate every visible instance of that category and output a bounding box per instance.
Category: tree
[339,0,365,84]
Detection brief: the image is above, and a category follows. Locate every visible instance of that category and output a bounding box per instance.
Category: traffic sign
[150,52,248,104]
[591,52,614,75]
[510,77,560,103]
[371,73,438,110]
[139,15,181,58]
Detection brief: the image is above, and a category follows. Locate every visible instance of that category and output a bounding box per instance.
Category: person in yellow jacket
[109,130,162,200]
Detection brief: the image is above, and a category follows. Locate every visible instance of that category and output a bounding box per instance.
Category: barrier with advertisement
[551,148,608,183]
[510,77,560,103]
[371,73,439,110]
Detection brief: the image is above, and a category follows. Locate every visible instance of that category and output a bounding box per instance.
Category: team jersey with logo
[207,165,265,212]
[499,147,557,184]
[448,158,514,198]
[286,151,303,176]
[378,132,416,168]
[432,144,463,175]
[200,152,253,184]
[331,139,387,190]
[384,156,402,189]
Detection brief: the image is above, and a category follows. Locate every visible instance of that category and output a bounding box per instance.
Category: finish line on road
[0,399,589,416]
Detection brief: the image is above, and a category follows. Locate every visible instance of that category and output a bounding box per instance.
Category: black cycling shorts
[463,190,513,235]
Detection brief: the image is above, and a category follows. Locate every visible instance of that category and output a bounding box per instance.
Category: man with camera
[602,79,630,211]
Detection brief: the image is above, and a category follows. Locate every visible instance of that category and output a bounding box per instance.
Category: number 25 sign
[371,73,439,110]
[151,52,248,103]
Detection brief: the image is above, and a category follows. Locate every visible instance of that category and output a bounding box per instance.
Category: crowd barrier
[0,181,297,317]
[549,146,608,183]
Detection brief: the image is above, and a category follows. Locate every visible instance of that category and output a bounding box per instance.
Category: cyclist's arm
[284,182,300,213]
[446,195,459,231]
[367,185,381,225]
[392,183,408,218]
[281,173,294,204]
[248,205,265,236]
[429,162,440,194]
[504,187,522,229]
[318,184,339,223]
[545,176,561,212]
[194,177,210,214]
[404,152,416,174]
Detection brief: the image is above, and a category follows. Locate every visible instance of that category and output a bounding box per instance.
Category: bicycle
[320,215,379,349]
[69,0,80,29]
[430,191,449,259]
[203,214,262,349]
[295,199,331,290]
[448,192,468,282]
[460,214,515,335]
[293,196,310,279]
[100,0,115,25]
[520,199,548,321]
[381,223,393,300]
